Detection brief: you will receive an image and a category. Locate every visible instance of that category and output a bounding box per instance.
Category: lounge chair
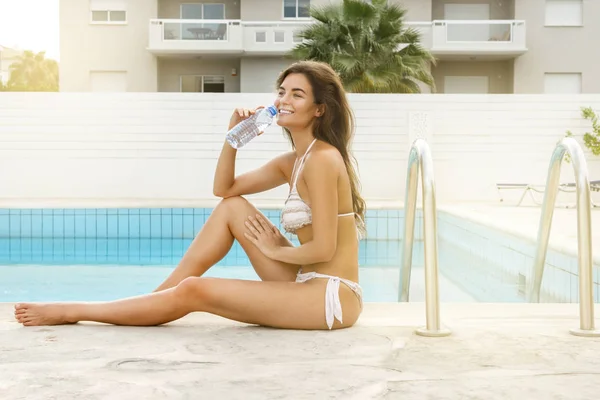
[496,180,599,207]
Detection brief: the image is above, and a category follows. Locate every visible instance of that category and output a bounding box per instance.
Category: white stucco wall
[0,93,598,208]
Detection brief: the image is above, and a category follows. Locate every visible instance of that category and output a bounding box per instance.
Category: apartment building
[59,0,600,94]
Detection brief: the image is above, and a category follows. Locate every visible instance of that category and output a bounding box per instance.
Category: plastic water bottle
[225,105,278,149]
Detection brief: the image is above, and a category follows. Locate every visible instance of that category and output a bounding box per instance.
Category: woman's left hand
[244,214,282,259]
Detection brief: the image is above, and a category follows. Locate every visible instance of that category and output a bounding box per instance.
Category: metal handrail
[399,138,450,337]
[527,137,599,337]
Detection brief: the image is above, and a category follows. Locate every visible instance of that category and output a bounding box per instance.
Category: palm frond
[309,4,342,24]
[342,0,376,23]
[287,0,435,93]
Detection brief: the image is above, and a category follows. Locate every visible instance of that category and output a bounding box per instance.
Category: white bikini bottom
[295,269,363,330]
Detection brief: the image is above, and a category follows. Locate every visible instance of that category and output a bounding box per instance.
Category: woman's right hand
[228,106,264,130]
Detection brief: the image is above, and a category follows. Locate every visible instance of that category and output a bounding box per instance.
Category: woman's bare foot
[14,303,78,326]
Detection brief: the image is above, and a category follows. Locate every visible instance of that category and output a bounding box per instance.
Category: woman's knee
[215,196,249,213]
[214,196,256,227]
[173,277,216,307]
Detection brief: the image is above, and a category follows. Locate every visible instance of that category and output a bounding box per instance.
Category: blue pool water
[0,237,413,302]
[0,238,402,267]
[0,207,415,303]
[4,207,578,304]
[0,207,404,266]
[0,238,411,303]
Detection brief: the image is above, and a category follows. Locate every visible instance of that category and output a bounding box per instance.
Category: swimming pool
[0,237,403,267]
[0,207,409,302]
[1,208,597,304]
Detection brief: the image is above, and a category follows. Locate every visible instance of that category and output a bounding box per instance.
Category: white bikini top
[280,138,357,235]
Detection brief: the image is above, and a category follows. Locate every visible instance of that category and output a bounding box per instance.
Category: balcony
[148,18,526,60]
[429,20,527,60]
[148,19,311,56]
[148,19,243,55]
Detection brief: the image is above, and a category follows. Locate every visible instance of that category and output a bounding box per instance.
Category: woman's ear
[315,104,326,117]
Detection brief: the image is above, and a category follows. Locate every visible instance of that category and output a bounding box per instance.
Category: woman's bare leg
[12,196,308,328]
[14,276,362,330]
[154,196,297,292]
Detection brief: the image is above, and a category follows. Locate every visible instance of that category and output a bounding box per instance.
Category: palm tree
[288,0,436,93]
[5,50,58,92]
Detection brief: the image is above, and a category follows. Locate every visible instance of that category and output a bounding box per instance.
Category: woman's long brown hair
[276,61,367,237]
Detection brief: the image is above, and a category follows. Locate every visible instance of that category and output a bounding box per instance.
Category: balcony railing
[148,19,527,58]
[430,20,527,56]
[148,19,243,53]
[148,19,311,55]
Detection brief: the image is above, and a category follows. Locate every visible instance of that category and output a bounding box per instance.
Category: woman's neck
[290,130,316,158]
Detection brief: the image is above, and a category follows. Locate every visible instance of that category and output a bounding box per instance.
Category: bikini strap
[291,138,318,188]
[289,158,300,188]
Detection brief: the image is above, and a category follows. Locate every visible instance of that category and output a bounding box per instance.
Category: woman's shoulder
[306,141,344,172]
[314,140,343,160]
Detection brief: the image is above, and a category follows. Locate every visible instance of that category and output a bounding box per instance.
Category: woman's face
[274,73,322,131]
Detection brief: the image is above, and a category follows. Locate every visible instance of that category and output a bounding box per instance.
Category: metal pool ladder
[527,137,599,337]
[398,138,450,337]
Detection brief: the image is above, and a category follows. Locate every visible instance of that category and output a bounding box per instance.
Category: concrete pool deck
[2,303,600,399]
[1,202,599,398]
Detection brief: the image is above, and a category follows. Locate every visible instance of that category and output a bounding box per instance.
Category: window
[544,73,582,94]
[284,0,310,18]
[91,10,126,22]
[90,0,127,24]
[180,75,225,93]
[545,0,583,26]
[181,3,226,40]
[181,3,225,19]
[255,32,267,43]
[444,4,491,42]
[274,31,285,43]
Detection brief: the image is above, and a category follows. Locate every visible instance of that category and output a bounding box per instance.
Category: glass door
[202,4,226,39]
[181,3,225,40]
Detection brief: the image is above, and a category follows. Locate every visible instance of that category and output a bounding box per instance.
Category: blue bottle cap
[266,105,277,116]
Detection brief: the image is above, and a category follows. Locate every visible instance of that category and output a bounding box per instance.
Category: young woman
[14,61,367,330]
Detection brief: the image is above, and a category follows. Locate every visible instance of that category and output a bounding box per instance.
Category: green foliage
[1,50,58,92]
[566,107,600,156]
[288,0,435,93]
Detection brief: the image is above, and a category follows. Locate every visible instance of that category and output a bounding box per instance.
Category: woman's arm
[213,143,293,198]
[213,107,294,198]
